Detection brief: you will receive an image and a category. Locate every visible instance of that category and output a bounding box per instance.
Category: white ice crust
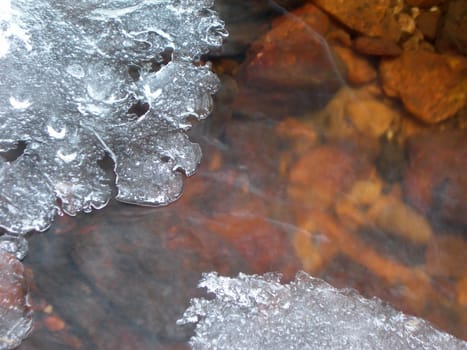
[178,271,467,350]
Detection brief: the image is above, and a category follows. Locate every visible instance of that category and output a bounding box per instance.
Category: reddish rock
[380,51,467,123]
[403,130,467,228]
[312,0,401,41]
[332,46,377,84]
[204,213,301,276]
[243,3,342,90]
[436,0,467,55]
[0,250,32,349]
[353,36,402,56]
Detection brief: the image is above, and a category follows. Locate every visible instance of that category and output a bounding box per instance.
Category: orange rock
[297,211,432,309]
[292,218,338,273]
[338,175,386,224]
[380,51,467,123]
[368,195,433,244]
[332,46,377,84]
[353,36,402,56]
[335,174,433,244]
[44,315,66,332]
[458,275,467,306]
[313,0,401,40]
[288,146,360,210]
[345,98,398,137]
[323,87,399,141]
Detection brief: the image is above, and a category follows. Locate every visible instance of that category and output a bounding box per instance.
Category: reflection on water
[21,0,466,348]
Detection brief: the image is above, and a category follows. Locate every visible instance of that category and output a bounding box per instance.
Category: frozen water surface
[178,272,467,350]
[0,0,226,235]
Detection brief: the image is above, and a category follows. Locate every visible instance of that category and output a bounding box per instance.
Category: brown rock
[354,36,402,56]
[312,0,401,40]
[436,0,467,55]
[323,87,398,142]
[326,29,352,47]
[332,46,377,84]
[416,8,441,41]
[244,3,342,89]
[406,0,445,7]
[380,51,467,123]
[403,130,467,228]
[426,235,467,278]
[398,13,417,34]
[345,99,398,137]
[275,118,319,154]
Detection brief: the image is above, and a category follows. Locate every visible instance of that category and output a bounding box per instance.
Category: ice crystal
[178,271,467,350]
[0,0,227,234]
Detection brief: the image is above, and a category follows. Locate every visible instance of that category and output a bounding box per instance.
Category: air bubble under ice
[0,0,227,235]
[178,271,467,350]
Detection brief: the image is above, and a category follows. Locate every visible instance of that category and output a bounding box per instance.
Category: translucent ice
[0,0,227,234]
[178,271,467,350]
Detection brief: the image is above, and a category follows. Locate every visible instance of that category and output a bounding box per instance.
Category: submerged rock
[243,3,340,90]
[312,0,400,41]
[380,51,467,123]
[403,130,467,228]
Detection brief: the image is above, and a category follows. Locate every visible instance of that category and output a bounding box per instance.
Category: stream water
[18,1,466,349]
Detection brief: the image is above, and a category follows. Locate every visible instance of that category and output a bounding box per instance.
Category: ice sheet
[178,271,467,350]
[0,0,226,234]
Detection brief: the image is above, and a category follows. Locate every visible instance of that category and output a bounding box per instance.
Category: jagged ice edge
[0,0,227,234]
